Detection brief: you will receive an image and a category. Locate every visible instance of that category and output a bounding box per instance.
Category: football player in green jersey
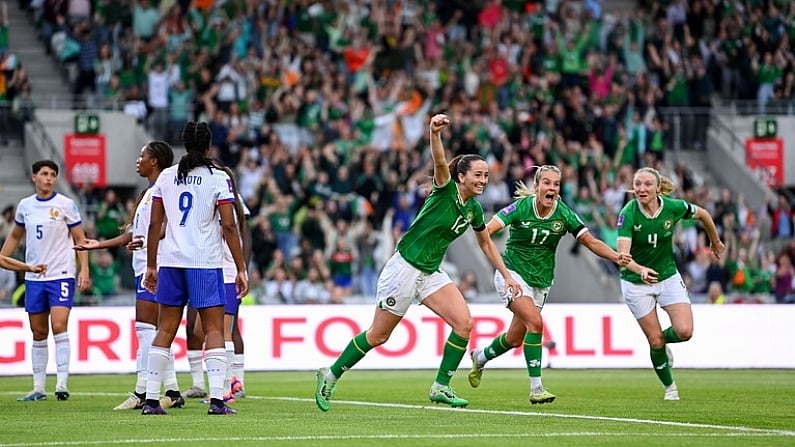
[617,167,724,400]
[467,165,634,404]
[315,114,522,411]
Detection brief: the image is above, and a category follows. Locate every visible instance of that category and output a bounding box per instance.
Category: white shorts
[376,252,453,317]
[620,272,690,319]
[493,269,549,309]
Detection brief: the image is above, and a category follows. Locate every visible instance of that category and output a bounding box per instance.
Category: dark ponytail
[448,154,486,183]
[178,121,216,183]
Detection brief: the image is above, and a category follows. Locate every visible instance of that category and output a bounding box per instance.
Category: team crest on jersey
[616,215,624,229]
[551,221,564,232]
[49,208,60,220]
[500,204,516,216]
[663,219,673,230]
[466,211,473,222]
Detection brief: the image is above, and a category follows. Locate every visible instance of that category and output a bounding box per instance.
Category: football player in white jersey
[186,181,252,403]
[1,160,91,402]
[142,121,248,416]
[74,142,186,410]
[220,184,251,400]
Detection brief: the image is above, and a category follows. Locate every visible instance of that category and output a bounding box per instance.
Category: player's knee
[454,316,473,336]
[50,322,68,334]
[505,333,523,348]
[32,329,49,340]
[647,333,665,349]
[526,318,543,334]
[367,331,390,347]
[677,328,693,341]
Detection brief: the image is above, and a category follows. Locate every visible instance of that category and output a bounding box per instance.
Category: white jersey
[151,163,235,268]
[14,193,82,281]
[222,196,250,283]
[131,185,157,276]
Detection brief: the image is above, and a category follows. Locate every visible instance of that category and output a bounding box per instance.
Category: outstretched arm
[617,237,658,283]
[694,206,725,260]
[475,225,521,300]
[0,225,24,257]
[69,225,92,292]
[578,230,629,265]
[74,232,133,251]
[429,113,451,187]
[0,256,46,275]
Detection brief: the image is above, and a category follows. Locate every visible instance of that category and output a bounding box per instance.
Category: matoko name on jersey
[174,175,202,185]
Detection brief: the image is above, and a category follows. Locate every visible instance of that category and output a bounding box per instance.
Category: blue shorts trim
[156,267,225,309]
[224,283,240,315]
[135,275,157,302]
[25,279,76,313]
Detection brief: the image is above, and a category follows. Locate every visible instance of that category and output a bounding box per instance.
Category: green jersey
[618,196,696,283]
[495,196,586,288]
[397,180,485,274]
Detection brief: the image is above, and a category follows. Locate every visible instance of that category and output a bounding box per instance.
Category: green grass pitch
[2,369,793,447]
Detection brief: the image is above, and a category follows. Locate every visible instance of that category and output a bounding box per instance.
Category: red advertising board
[745,137,784,187]
[64,133,106,187]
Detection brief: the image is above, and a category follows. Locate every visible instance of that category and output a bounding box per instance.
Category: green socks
[485,333,512,360]
[435,331,469,386]
[330,332,373,378]
[663,327,682,344]
[523,332,543,377]
[650,346,673,386]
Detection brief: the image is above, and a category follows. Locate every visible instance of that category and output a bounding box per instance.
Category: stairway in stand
[7,4,74,106]
[0,4,75,206]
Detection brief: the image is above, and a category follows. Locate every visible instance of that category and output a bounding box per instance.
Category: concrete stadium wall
[33,110,156,188]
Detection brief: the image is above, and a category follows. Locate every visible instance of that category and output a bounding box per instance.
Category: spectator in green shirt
[84,249,119,304]
[754,52,783,114]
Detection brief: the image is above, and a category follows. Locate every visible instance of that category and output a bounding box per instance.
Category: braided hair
[120,141,175,231]
[180,122,246,237]
[178,121,216,183]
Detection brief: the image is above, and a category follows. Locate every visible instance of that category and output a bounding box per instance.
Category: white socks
[145,346,170,401]
[187,349,205,390]
[231,353,245,385]
[475,349,488,366]
[134,322,156,394]
[31,339,48,393]
[54,333,70,390]
[204,348,227,400]
[223,341,234,394]
[162,349,179,393]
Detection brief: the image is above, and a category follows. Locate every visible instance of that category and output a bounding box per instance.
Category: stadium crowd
[1,0,795,306]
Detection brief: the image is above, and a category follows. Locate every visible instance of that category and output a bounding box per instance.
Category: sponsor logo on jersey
[633,224,642,231]
[500,204,516,216]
